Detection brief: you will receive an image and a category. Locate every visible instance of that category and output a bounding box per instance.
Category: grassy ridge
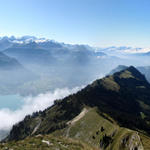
[1,107,150,149]
[0,135,97,150]
[4,66,150,149]
[53,107,145,149]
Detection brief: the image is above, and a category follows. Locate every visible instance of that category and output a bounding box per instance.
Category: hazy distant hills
[137,66,150,82]
[3,39,107,67]
[1,36,150,96]
[4,44,54,66]
[108,65,128,75]
[4,66,150,149]
[0,51,37,95]
[0,38,13,51]
[0,52,22,69]
[1,37,112,95]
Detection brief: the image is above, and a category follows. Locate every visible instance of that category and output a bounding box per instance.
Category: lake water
[0,95,24,110]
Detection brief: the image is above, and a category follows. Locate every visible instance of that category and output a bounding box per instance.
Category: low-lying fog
[0,86,84,140]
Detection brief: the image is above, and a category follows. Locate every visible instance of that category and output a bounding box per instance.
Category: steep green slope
[5,66,150,149]
[52,107,145,150]
[53,107,117,147]
[2,107,150,149]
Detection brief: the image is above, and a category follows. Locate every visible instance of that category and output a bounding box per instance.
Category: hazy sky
[1,0,150,47]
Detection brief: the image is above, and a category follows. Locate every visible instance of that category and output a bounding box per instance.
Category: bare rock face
[120,132,144,150]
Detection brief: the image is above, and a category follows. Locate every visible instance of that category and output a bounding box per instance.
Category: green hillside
[3,66,150,149]
[1,107,150,149]
[53,107,146,150]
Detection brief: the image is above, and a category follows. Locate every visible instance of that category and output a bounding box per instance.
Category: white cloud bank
[0,86,83,131]
[124,48,150,54]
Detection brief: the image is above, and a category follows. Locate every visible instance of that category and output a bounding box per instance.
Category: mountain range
[0,36,124,95]
[2,66,150,150]
[1,36,150,96]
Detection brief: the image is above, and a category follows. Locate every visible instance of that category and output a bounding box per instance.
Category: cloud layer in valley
[0,86,83,131]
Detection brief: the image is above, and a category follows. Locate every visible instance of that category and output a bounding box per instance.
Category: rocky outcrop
[120,132,143,150]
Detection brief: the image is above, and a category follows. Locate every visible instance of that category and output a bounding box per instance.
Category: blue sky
[0,0,150,47]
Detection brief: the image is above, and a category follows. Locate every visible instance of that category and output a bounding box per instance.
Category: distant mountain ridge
[0,51,37,95]
[0,52,22,69]
[2,35,150,97]
[2,38,111,96]
[1,35,150,55]
[108,65,128,75]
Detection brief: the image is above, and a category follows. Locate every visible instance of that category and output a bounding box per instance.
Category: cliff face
[120,132,143,150]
